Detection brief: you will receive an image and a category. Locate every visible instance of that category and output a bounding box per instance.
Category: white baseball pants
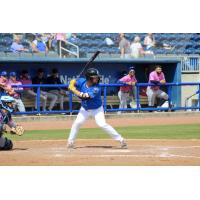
[146,87,168,106]
[118,90,130,109]
[68,106,124,143]
[14,98,26,112]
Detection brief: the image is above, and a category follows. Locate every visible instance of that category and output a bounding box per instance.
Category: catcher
[0,95,24,150]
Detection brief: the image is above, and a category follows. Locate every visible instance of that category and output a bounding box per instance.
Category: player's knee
[161,93,168,100]
[96,121,107,128]
[164,94,169,100]
[73,121,84,128]
[0,138,13,151]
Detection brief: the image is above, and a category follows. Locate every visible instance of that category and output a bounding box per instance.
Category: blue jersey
[75,78,102,110]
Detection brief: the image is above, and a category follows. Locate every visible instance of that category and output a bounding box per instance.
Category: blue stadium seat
[193,49,200,54]
[4,37,13,46]
[1,33,198,55]
[0,38,6,46]
[154,48,164,54]
[184,48,195,54]
[21,40,30,49]
[0,33,13,38]
[174,48,185,54]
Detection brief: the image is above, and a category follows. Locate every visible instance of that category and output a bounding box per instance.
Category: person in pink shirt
[146,65,168,108]
[8,72,26,112]
[0,71,15,96]
[118,67,137,112]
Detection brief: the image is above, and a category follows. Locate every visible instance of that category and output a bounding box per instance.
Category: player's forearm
[68,79,82,96]
[160,80,166,84]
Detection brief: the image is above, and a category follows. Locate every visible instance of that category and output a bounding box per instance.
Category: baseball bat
[78,50,100,77]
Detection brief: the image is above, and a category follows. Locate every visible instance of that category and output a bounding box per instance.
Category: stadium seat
[4,37,13,46]
[21,40,30,49]
[1,33,200,56]
[0,33,13,38]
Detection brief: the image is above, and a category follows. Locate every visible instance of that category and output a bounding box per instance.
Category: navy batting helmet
[85,68,100,83]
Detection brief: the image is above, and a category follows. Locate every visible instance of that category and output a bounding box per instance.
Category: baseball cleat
[67,142,75,149]
[120,140,128,149]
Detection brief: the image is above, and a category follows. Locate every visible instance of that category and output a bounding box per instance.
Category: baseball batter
[146,65,168,107]
[118,66,137,111]
[0,96,24,150]
[67,68,127,149]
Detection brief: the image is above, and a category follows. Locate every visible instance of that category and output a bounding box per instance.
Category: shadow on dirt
[76,145,113,149]
[12,148,28,151]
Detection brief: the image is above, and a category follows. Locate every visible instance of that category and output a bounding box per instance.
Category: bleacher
[0,33,200,57]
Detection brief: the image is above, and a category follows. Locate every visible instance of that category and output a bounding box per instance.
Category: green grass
[6,124,200,141]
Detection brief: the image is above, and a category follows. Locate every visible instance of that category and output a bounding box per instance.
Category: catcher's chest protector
[0,110,11,125]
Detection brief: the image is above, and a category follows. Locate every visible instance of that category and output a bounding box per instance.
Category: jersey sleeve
[149,72,155,81]
[75,78,85,89]
[161,72,166,81]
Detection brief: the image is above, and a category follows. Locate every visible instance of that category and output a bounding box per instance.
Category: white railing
[59,40,79,58]
[182,56,200,72]
[155,54,200,72]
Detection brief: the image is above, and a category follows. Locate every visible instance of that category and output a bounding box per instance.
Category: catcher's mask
[0,96,15,113]
[85,68,101,85]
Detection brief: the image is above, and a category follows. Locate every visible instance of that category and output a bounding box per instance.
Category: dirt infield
[1,113,199,166]
[1,139,200,166]
[18,113,200,130]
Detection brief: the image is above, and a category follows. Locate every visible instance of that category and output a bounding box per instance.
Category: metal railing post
[60,40,79,58]
[103,86,107,112]
[136,84,140,111]
[167,85,172,111]
[69,91,73,115]
[199,84,200,111]
[36,86,41,114]
[77,47,79,58]
[59,40,62,58]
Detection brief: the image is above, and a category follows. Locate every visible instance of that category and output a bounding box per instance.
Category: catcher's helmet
[85,68,100,83]
[0,96,15,113]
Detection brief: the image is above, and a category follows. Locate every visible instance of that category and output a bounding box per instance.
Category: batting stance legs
[68,106,124,144]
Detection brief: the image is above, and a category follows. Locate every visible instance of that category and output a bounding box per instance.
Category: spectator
[20,70,47,111]
[118,33,131,58]
[66,33,77,43]
[146,65,169,109]
[31,34,48,53]
[8,72,26,112]
[11,36,29,53]
[117,67,137,113]
[46,68,66,111]
[144,33,174,54]
[44,33,56,51]
[144,33,155,55]
[32,68,58,111]
[0,71,15,97]
[56,33,66,56]
[130,36,145,58]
